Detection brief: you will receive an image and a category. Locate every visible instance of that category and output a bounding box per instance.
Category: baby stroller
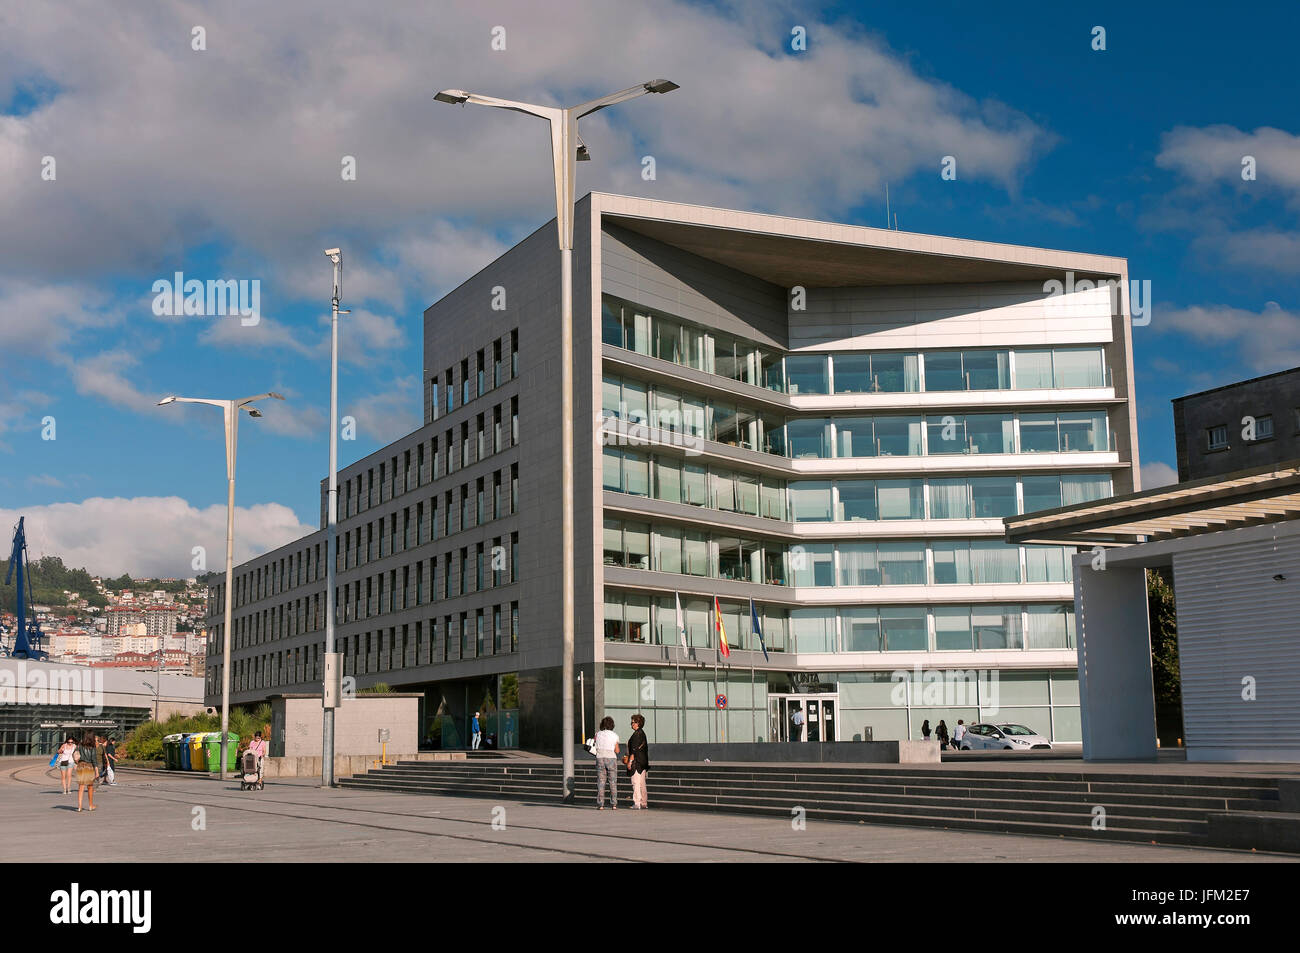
[239,750,264,791]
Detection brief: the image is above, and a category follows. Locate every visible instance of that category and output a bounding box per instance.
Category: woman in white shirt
[593,717,620,810]
[56,736,77,794]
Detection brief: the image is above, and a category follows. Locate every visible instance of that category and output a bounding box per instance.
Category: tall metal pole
[433,80,677,800]
[220,403,238,781]
[323,250,343,787]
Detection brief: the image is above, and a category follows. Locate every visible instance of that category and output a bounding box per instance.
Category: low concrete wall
[269,693,420,759]
[575,741,940,764]
[263,751,465,780]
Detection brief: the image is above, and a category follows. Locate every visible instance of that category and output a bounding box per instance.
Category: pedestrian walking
[935,720,949,750]
[55,735,77,795]
[921,719,931,741]
[471,712,481,750]
[953,719,967,750]
[593,716,620,810]
[102,736,118,785]
[626,713,650,809]
[72,732,98,812]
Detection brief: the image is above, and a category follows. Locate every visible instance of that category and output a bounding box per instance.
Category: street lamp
[435,79,678,799]
[158,391,285,779]
[321,248,350,787]
[143,680,160,723]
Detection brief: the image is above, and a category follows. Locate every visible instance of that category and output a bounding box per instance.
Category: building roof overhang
[1003,460,1300,547]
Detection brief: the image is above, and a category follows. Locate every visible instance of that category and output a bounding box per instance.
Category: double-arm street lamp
[434,79,678,798]
[158,391,284,779]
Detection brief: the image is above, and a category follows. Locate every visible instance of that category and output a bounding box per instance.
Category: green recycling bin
[203,733,239,773]
[163,734,183,770]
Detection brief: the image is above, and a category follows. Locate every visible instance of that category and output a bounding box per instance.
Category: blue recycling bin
[178,732,193,771]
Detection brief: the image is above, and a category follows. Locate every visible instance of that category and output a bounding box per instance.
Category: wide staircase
[339,760,1287,849]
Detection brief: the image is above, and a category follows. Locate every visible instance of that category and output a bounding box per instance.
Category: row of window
[602,589,1076,652]
[429,329,519,421]
[337,465,520,574]
[603,374,1112,456]
[1206,413,1281,451]
[227,533,520,649]
[235,463,520,612]
[602,517,1075,586]
[603,294,1110,393]
[328,397,519,528]
[219,603,521,694]
[604,448,1111,521]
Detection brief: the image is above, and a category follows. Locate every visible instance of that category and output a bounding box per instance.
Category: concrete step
[338,776,1210,845]
[342,775,1215,831]
[365,766,1273,810]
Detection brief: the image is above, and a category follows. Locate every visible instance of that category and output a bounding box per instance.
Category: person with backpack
[935,720,950,750]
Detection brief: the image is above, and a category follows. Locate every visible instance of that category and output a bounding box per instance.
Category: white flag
[675,591,688,650]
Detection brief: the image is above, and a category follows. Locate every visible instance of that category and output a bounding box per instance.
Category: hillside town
[0,576,208,676]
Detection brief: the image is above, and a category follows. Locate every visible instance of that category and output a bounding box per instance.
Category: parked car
[959,723,1052,750]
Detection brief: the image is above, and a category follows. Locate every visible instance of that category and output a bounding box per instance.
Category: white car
[959,723,1052,750]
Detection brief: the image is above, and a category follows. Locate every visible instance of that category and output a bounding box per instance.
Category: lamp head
[157,396,177,406]
[324,247,341,262]
[434,89,471,105]
[643,79,679,94]
[246,408,263,418]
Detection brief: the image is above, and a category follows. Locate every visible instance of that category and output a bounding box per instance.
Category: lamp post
[321,248,350,787]
[158,391,284,779]
[434,79,678,799]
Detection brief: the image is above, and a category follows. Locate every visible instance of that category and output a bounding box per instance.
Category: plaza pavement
[2,758,1295,863]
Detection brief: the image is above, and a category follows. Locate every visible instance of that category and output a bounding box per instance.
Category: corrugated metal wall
[1174,528,1300,759]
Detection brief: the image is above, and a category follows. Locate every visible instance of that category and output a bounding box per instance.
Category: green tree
[1148,568,1180,704]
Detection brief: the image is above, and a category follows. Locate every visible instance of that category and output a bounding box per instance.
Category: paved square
[3,759,1294,863]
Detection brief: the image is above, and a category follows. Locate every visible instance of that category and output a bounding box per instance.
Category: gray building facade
[1174,367,1300,481]
[207,193,1139,752]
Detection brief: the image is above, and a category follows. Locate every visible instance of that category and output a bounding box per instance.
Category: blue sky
[1,0,1297,575]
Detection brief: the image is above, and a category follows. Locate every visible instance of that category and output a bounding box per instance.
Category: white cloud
[1157,125,1300,202]
[0,496,315,578]
[1156,302,1300,374]
[345,378,421,446]
[1140,462,1178,490]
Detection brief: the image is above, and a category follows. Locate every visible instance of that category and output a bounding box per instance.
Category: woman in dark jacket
[935,720,950,749]
[921,720,931,741]
[626,713,651,809]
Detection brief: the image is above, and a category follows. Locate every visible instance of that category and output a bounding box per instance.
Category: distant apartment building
[105,605,179,640]
[206,193,1139,750]
[1174,367,1300,480]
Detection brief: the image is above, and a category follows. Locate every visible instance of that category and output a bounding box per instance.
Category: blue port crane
[3,517,49,660]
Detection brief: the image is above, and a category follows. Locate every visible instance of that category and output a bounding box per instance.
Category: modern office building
[205,193,1139,751]
[1173,366,1300,481]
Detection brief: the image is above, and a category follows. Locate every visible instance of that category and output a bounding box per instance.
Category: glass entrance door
[769,695,838,742]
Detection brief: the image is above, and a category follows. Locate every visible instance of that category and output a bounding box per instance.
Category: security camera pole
[434,80,678,798]
[322,248,350,787]
[158,391,285,779]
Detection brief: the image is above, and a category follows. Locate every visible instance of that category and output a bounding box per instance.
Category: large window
[785,354,829,395]
[790,482,833,522]
[787,418,830,458]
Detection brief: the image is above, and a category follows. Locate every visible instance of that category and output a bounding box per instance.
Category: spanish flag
[714,596,731,658]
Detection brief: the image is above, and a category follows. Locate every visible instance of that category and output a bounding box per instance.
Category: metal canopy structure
[1004,460,1300,546]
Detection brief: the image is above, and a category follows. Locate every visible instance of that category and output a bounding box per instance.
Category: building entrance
[769,694,838,742]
